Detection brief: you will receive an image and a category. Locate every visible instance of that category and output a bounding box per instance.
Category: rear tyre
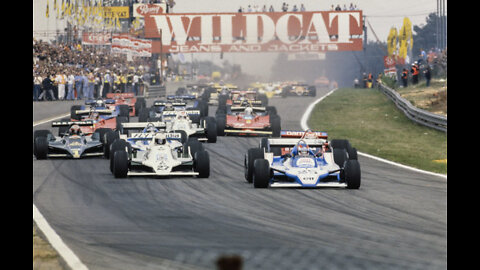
[113,150,129,178]
[344,160,361,189]
[270,115,281,137]
[186,140,204,159]
[118,104,130,120]
[253,159,270,188]
[34,137,49,160]
[245,148,264,183]
[216,114,226,136]
[109,139,131,173]
[194,151,210,178]
[104,130,120,158]
[205,117,217,143]
[70,105,82,120]
[138,107,150,122]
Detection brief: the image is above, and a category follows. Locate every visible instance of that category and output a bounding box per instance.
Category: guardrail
[143,83,166,98]
[377,83,447,132]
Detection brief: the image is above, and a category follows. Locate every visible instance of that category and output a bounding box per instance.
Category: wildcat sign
[144,11,363,53]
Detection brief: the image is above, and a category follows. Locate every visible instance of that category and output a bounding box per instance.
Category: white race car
[110,131,209,178]
[122,110,217,143]
[245,130,360,188]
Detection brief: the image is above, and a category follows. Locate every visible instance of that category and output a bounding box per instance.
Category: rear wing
[166,95,196,101]
[106,92,135,99]
[85,99,115,105]
[280,130,328,139]
[267,138,327,147]
[75,109,114,115]
[121,122,166,131]
[52,120,95,127]
[232,100,263,105]
[230,90,256,94]
[128,132,182,141]
[230,106,265,112]
[162,110,200,117]
[153,101,187,107]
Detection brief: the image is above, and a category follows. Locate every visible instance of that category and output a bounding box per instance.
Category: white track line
[34,205,89,270]
[300,88,447,179]
[33,115,89,270]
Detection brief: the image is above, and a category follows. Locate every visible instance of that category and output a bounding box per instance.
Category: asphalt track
[33,86,447,270]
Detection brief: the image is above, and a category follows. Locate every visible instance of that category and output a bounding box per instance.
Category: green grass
[308,88,447,174]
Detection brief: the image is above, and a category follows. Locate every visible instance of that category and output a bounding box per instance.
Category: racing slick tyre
[270,115,281,137]
[216,114,226,136]
[258,94,268,106]
[253,159,270,188]
[281,86,291,98]
[218,94,228,107]
[94,128,112,144]
[134,97,146,116]
[70,105,82,120]
[186,140,204,159]
[104,130,120,158]
[138,107,150,122]
[197,100,209,117]
[333,148,348,169]
[204,117,217,143]
[34,137,49,160]
[308,86,317,97]
[172,130,188,144]
[266,106,277,116]
[194,150,210,178]
[57,118,71,136]
[118,105,130,120]
[116,116,129,134]
[113,150,129,178]
[245,148,264,183]
[344,159,361,189]
[330,139,356,160]
[109,139,131,173]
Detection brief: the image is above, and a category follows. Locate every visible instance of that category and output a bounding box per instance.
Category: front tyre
[253,159,270,188]
[344,160,361,189]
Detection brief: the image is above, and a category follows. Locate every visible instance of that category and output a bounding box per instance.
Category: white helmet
[154,133,167,145]
[244,107,253,116]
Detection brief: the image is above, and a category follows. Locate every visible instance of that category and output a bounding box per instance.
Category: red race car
[106,92,146,117]
[215,103,281,137]
[218,90,268,108]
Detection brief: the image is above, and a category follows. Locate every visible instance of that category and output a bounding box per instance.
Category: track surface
[33,86,446,270]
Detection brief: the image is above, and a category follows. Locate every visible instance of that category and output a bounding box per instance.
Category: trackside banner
[144,11,363,53]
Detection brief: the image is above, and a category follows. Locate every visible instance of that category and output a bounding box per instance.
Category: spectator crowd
[237,2,359,12]
[33,38,163,101]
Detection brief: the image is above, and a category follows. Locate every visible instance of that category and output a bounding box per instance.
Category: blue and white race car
[244,130,360,189]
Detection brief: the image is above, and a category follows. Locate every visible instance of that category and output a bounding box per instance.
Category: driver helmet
[95,99,104,107]
[164,102,174,111]
[304,129,317,139]
[145,123,157,133]
[177,110,189,120]
[297,141,309,156]
[244,106,253,116]
[154,133,167,145]
[69,124,81,135]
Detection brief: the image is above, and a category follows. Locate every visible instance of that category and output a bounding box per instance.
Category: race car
[206,83,238,105]
[215,102,281,137]
[105,91,146,117]
[244,130,360,188]
[120,110,217,143]
[109,131,210,178]
[218,90,268,108]
[175,84,210,99]
[281,82,317,97]
[255,82,283,98]
[138,98,207,123]
[33,121,108,159]
[63,105,128,136]
[166,94,209,117]
[314,76,330,90]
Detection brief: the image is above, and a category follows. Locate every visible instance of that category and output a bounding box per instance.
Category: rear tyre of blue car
[253,159,270,188]
[113,150,129,178]
[344,159,361,189]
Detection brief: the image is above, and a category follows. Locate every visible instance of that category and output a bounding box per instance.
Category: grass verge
[307,87,447,174]
[33,222,64,270]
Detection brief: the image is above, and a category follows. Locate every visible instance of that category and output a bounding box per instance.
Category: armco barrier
[143,83,166,98]
[378,83,447,132]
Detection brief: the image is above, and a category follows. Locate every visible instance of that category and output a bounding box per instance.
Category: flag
[46,0,49,18]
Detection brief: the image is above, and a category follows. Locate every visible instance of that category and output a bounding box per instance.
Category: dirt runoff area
[396,78,447,117]
[33,222,65,270]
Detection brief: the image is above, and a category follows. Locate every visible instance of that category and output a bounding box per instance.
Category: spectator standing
[74,71,83,100]
[95,72,102,98]
[269,5,274,12]
[133,72,139,96]
[238,6,243,12]
[262,5,267,12]
[330,5,335,10]
[103,71,112,98]
[120,72,127,92]
[300,4,306,11]
[87,71,95,99]
[424,65,432,87]
[40,74,55,101]
[335,5,342,11]
[282,3,288,12]
[401,68,408,87]
[411,63,419,85]
[55,71,66,100]
[247,5,252,12]
[81,71,89,99]
[126,72,133,93]
[33,73,43,101]
[66,72,75,100]
[292,5,298,12]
